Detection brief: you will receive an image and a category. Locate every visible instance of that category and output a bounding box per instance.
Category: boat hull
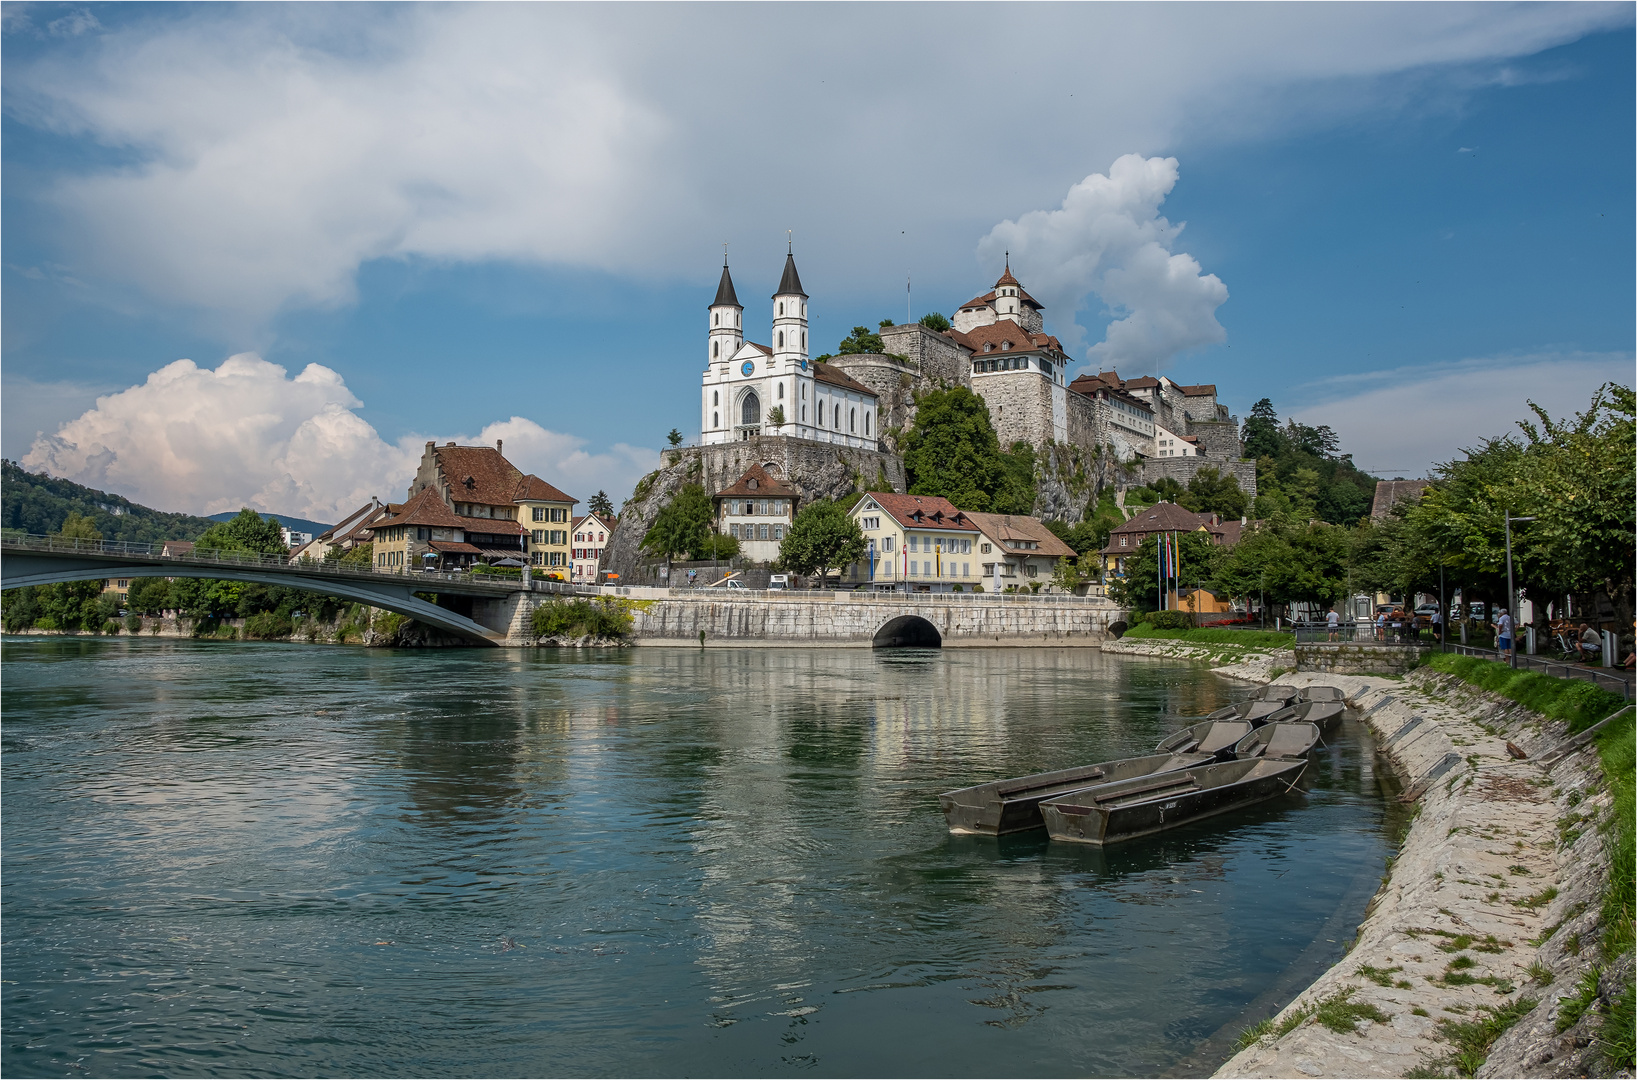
[939,752,1213,835]
[1040,758,1307,846]
[1265,700,1345,731]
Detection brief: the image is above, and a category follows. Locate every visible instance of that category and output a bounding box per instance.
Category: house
[571,512,616,584]
[160,540,195,558]
[714,464,797,564]
[1099,501,1243,579]
[280,526,313,551]
[847,492,982,591]
[961,511,1077,588]
[290,499,386,563]
[372,440,576,574]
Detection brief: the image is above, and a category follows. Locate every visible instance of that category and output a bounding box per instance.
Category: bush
[531,598,634,640]
[242,612,294,640]
[123,612,143,633]
[1141,609,1195,630]
[1423,653,1626,733]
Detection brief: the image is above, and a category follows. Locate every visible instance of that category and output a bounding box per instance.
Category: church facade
[700,252,879,449]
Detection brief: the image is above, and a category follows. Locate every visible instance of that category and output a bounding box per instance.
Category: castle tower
[707,257,742,366]
[771,248,809,368]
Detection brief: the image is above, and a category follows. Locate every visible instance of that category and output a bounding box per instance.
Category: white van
[768,575,789,590]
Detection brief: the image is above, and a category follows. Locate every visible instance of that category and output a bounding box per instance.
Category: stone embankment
[1211,669,1624,1079]
[1100,634,1296,684]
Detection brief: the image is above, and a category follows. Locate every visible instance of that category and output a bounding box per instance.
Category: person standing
[1431,605,1443,643]
[1494,607,1515,662]
[1326,606,1340,641]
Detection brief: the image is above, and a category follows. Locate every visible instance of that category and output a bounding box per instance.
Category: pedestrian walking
[1494,607,1515,662]
[1326,606,1340,641]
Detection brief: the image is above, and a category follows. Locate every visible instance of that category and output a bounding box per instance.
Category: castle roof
[951,321,1062,356]
[711,262,741,308]
[995,265,1021,288]
[775,253,807,298]
[1067,372,1154,413]
[957,285,1043,313]
[715,463,797,500]
[1177,383,1217,397]
[814,361,877,397]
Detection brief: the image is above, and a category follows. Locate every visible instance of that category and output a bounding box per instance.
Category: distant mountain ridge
[206,511,333,537]
[3,461,257,545]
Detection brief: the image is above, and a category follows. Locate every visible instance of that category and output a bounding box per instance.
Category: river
[1,638,1404,1078]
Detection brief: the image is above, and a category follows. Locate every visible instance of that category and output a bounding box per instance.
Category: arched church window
[777,383,784,399]
[779,332,785,347]
[713,391,719,406]
[865,413,871,436]
[802,404,807,422]
[713,341,719,358]
[713,412,718,427]
[742,392,760,426]
[779,302,784,316]
[714,313,719,326]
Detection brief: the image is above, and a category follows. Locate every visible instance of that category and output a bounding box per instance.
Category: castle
[699,251,1255,499]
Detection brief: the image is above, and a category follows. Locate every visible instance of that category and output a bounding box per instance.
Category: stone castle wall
[826,354,920,444]
[1138,455,1258,497]
[1183,419,1242,460]
[971,371,1057,450]
[878,323,972,387]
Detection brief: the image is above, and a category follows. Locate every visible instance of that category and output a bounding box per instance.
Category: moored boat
[1264,699,1345,731]
[1299,685,1345,704]
[1039,757,1308,846]
[1155,719,1254,757]
[939,751,1214,835]
[1232,721,1321,760]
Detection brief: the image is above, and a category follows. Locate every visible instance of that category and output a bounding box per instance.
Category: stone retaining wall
[1295,642,1432,675]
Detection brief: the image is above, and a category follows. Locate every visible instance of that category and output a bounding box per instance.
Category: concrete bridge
[0,534,555,643]
[3,536,1125,648]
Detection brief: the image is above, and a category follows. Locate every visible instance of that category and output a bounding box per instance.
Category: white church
[700,251,879,448]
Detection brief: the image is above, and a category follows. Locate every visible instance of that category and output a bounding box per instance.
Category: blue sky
[3,3,1632,520]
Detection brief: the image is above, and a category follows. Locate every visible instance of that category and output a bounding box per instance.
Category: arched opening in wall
[741,392,761,426]
[872,615,942,648]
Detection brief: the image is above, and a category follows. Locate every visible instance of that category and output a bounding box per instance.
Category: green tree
[126,577,173,615]
[641,484,713,560]
[900,387,1035,513]
[1108,530,1224,611]
[1,460,217,545]
[837,326,884,354]
[57,511,103,541]
[666,428,684,448]
[588,490,615,518]
[695,531,740,560]
[1241,398,1283,460]
[1178,467,1248,519]
[878,318,895,328]
[194,508,287,555]
[918,312,951,332]
[767,405,786,427]
[778,499,866,582]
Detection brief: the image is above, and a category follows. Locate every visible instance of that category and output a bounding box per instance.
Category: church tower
[707,257,742,366]
[771,247,809,368]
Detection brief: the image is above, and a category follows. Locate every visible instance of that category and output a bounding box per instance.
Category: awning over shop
[476,547,526,559]
[428,541,482,554]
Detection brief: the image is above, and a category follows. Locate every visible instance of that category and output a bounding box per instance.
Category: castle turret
[707,258,742,366]
[771,248,809,367]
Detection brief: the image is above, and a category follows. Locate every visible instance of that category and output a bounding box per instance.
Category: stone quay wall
[1139,454,1258,498]
[1296,642,1431,675]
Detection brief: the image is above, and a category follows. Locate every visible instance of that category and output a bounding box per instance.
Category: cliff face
[603,436,907,582]
[1031,442,1138,523]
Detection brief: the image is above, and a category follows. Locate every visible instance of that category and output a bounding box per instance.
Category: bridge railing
[599,584,1119,604]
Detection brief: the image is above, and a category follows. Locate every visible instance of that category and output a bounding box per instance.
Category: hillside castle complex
[699,252,1255,498]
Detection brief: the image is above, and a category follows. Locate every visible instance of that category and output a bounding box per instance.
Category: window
[1119,536,1128,548]
[532,530,545,543]
[961,539,971,554]
[778,331,785,347]
[598,533,604,542]
[551,530,568,544]
[533,507,546,522]
[773,525,784,540]
[865,413,871,436]
[714,313,719,326]
[802,405,807,422]
[910,560,919,575]
[962,563,969,577]
[802,332,806,349]
[778,382,784,399]
[849,408,856,432]
[909,535,918,552]
[713,411,718,427]
[742,391,760,426]
[981,542,992,554]
[779,302,784,315]
[758,524,769,541]
[730,524,740,539]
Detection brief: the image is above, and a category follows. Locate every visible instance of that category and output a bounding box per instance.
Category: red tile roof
[715,463,796,499]
[1067,373,1154,413]
[949,322,1063,356]
[814,361,877,397]
[1178,384,1218,397]
[957,285,1043,312]
[962,512,1076,557]
[429,444,576,508]
[857,492,979,531]
[381,486,526,534]
[1109,502,1217,536]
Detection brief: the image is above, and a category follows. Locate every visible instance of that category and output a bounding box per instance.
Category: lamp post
[1504,510,1536,669]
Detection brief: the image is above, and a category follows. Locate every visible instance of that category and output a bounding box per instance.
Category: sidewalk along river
[1,637,1406,1078]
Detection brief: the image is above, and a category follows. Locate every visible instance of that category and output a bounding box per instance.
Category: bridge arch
[872,614,942,648]
[1,554,505,644]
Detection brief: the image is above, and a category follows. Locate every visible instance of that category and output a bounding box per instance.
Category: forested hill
[1242,399,1381,524]
[1,460,219,544]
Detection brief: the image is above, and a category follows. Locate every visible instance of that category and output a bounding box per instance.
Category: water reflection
[2,638,1397,1079]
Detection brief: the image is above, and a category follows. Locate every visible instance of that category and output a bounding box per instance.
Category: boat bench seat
[1091,775,1197,804]
[997,770,1102,797]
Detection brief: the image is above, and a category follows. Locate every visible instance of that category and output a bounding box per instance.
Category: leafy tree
[900,387,1035,514]
[778,499,866,582]
[695,531,739,560]
[878,318,895,328]
[588,490,615,518]
[641,484,712,560]
[194,508,287,556]
[918,312,952,332]
[837,326,884,355]
[1149,477,1184,503]
[767,405,786,427]
[666,428,684,448]
[127,577,173,615]
[1239,400,1378,526]
[1178,467,1247,519]
[1108,530,1224,611]
[57,511,103,541]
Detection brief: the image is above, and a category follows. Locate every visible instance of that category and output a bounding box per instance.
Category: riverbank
[1100,632,1296,684]
[1212,667,1630,1079]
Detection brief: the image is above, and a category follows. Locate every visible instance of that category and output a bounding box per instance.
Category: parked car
[1415,603,1440,618]
[768,575,789,590]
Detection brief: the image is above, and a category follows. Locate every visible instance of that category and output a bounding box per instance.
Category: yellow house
[373,441,576,574]
[848,492,982,591]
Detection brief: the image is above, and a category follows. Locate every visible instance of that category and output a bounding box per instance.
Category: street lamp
[1504,510,1536,669]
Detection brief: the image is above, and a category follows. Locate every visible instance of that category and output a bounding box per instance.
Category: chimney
[496,438,503,455]
[425,441,434,451]
[446,441,455,447]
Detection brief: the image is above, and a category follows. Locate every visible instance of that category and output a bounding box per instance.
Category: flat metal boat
[1263,699,1345,731]
[1039,757,1308,846]
[1232,721,1321,760]
[1155,719,1255,757]
[1204,687,1300,723]
[939,751,1214,835]
[1299,685,1346,704]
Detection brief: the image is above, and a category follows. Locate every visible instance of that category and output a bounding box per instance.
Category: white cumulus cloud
[979,154,1228,370]
[21,355,657,522]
